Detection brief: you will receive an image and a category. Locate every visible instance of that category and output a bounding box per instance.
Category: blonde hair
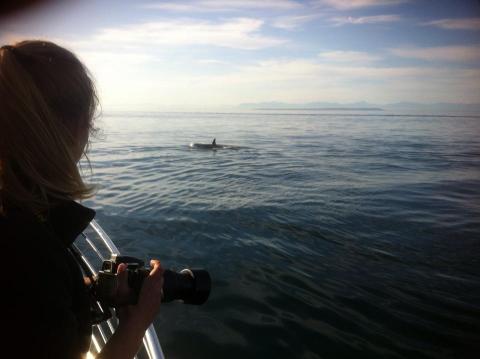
[0,40,98,216]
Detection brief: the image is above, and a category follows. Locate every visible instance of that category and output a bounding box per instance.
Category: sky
[1,0,480,110]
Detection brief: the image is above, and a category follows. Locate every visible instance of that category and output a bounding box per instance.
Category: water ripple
[83,112,480,359]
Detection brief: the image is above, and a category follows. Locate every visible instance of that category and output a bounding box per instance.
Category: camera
[95,254,211,306]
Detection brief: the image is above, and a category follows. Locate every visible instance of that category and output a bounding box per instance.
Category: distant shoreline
[102,110,480,118]
[255,107,384,111]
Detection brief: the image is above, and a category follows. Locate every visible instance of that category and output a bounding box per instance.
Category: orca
[189,138,239,150]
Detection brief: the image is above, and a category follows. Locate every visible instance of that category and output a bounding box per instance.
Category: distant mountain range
[238,101,480,115]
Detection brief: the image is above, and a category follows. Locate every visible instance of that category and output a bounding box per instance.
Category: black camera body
[95,254,211,306]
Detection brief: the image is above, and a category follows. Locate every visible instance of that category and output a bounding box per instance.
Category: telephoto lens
[95,255,211,306]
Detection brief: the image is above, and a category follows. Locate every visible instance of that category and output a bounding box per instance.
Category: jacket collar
[45,200,96,246]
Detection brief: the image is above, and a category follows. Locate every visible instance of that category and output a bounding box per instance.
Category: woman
[0,40,163,358]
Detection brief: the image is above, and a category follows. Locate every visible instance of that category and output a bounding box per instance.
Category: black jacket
[2,200,95,358]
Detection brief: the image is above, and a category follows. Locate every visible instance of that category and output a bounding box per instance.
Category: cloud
[92,18,286,50]
[175,59,480,106]
[76,51,155,68]
[390,45,480,63]
[422,18,480,31]
[142,0,302,12]
[313,0,407,10]
[272,14,322,30]
[8,29,475,107]
[318,50,381,63]
[197,58,229,65]
[330,14,401,26]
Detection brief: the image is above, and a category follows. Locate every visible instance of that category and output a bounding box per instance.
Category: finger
[149,260,165,277]
[117,263,127,274]
[150,259,161,269]
[147,260,164,292]
[116,263,129,294]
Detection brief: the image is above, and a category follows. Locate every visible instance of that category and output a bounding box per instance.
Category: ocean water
[82,111,480,359]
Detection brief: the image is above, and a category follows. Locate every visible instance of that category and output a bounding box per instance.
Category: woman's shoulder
[1,200,95,253]
[2,201,95,359]
[0,206,48,249]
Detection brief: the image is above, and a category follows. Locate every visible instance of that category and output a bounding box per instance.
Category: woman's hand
[115,259,165,331]
[97,260,164,359]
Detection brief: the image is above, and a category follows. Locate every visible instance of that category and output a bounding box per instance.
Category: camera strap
[68,244,113,324]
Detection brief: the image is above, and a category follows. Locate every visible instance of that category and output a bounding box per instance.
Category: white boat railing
[74,219,165,359]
